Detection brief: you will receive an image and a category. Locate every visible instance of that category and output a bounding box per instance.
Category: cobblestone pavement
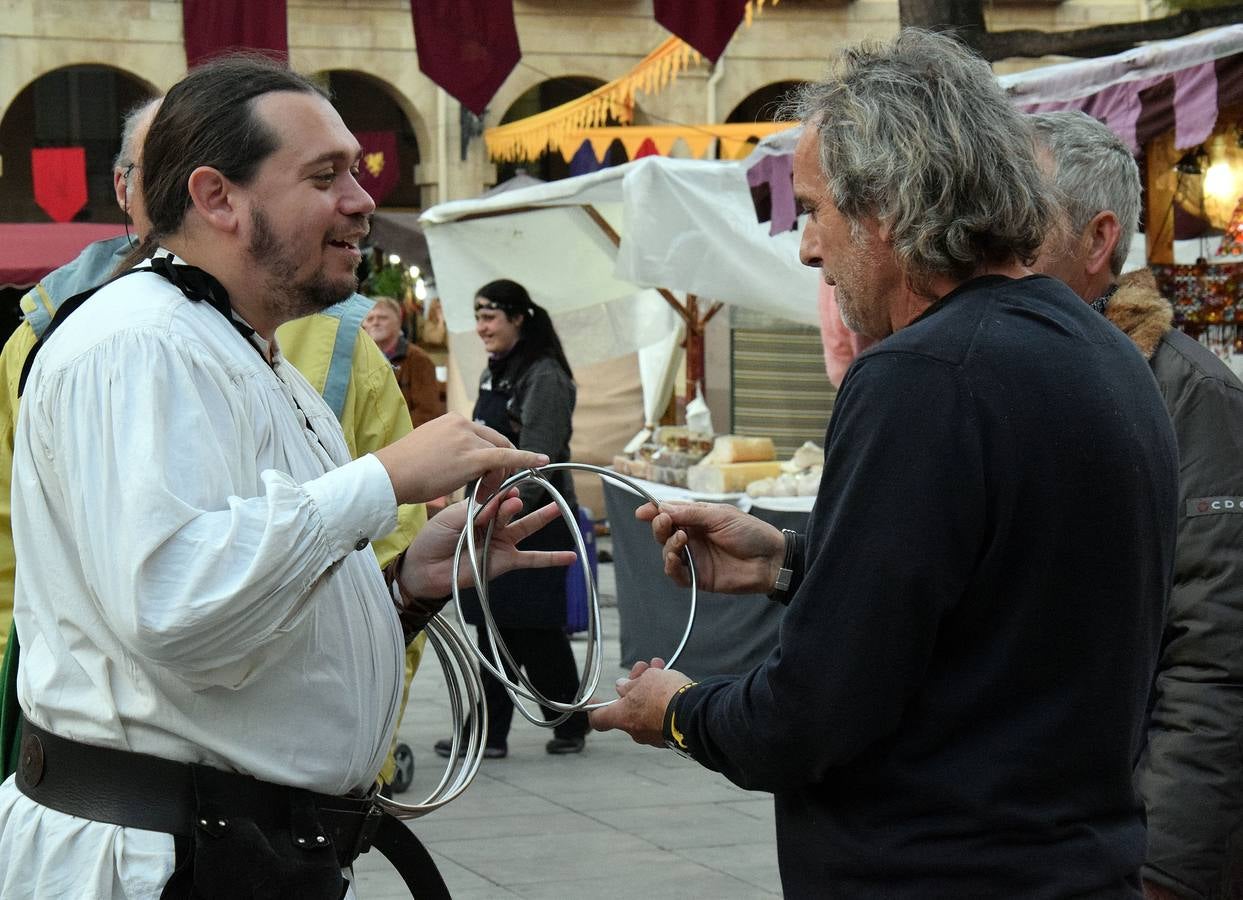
[352,550,781,899]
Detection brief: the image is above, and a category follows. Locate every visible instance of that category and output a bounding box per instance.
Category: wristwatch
[767,529,799,603]
[663,681,698,759]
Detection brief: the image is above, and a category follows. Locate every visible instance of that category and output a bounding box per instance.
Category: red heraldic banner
[654,0,748,62]
[353,132,399,206]
[183,0,288,68]
[411,0,520,115]
[31,148,87,223]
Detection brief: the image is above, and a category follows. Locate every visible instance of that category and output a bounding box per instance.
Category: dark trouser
[475,625,589,746]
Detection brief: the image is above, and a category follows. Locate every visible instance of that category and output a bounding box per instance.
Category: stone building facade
[2,0,1154,218]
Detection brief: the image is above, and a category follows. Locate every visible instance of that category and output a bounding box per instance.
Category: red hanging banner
[182,0,288,68]
[353,131,400,206]
[654,0,748,63]
[411,0,520,116]
[31,147,88,223]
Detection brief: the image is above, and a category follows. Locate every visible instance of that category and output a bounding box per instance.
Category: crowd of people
[0,27,1237,900]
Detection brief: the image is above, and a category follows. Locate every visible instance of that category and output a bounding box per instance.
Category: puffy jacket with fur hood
[1116,271,1243,900]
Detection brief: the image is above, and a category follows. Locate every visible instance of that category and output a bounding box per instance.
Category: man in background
[359,294,444,429]
[1030,109,1243,900]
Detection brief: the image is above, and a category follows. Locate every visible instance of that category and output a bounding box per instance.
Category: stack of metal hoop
[376,463,698,819]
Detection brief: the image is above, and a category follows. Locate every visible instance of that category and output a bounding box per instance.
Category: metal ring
[378,463,697,819]
[454,463,697,718]
[375,613,487,819]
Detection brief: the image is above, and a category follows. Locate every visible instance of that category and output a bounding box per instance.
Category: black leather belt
[15,714,449,898]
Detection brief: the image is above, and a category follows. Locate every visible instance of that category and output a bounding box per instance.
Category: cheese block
[687,460,784,494]
[701,435,777,465]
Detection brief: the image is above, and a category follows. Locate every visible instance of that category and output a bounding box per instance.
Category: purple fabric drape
[411,0,520,115]
[654,0,748,63]
[182,0,288,68]
[354,131,399,206]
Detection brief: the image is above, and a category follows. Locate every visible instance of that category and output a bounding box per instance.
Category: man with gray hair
[1030,109,1243,900]
[592,30,1178,897]
[0,95,161,663]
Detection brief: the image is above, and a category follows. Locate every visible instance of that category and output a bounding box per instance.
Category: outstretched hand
[374,413,548,505]
[588,657,691,747]
[637,501,785,595]
[398,489,576,599]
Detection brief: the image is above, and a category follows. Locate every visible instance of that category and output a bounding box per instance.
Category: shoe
[545,735,585,755]
[434,738,507,759]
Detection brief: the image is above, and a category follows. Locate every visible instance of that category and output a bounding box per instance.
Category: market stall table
[603,476,813,681]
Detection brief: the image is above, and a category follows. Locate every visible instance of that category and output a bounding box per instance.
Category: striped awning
[747,25,1243,235]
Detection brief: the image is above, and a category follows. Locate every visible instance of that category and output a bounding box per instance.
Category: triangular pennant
[654,0,748,62]
[652,134,679,156]
[680,133,717,159]
[718,135,757,160]
[568,141,603,177]
[633,137,660,159]
[411,0,520,115]
[619,133,650,160]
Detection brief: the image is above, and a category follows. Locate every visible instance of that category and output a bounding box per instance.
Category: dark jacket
[671,275,1178,898]
[460,350,577,628]
[1116,271,1243,900]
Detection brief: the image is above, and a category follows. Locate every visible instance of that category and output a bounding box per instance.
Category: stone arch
[725,80,806,124]
[314,69,429,210]
[1,60,161,120]
[494,75,629,183]
[0,63,159,223]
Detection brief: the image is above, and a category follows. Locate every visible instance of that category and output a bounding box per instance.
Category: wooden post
[684,294,702,403]
[1145,132,1178,266]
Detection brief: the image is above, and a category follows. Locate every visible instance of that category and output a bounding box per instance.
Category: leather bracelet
[767,528,799,603]
[390,556,449,645]
[382,548,406,594]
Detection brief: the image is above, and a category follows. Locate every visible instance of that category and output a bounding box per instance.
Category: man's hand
[398,489,576,599]
[373,413,548,505]
[638,501,786,595]
[589,658,692,747]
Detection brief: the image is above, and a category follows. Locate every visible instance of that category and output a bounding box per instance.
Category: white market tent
[420,133,817,432]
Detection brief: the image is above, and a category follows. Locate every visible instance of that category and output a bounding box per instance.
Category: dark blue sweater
[673,275,1178,898]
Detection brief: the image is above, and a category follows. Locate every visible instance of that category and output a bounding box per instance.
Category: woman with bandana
[435,279,589,759]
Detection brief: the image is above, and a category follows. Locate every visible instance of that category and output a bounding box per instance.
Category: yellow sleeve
[342,330,424,568]
[0,322,39,655]
[278,314,425,567]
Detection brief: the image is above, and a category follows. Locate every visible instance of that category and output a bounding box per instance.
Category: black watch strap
[663,681,699,758]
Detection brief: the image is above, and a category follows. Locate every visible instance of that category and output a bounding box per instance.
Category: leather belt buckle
[350,802,385,860]
[19,732,45,787]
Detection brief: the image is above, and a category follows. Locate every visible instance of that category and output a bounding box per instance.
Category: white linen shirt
[0,253,404,897]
